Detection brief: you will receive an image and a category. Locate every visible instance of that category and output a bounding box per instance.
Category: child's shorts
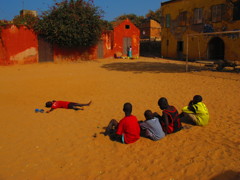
[121,134,125,144]
[188,114,197,122]
[68,103,78,109]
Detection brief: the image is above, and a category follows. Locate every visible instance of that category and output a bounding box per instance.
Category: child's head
[193,95,202,104]
[123,102,132,114]
[144,110,153,120]
[158,97,169,110]
[45,101,53,108]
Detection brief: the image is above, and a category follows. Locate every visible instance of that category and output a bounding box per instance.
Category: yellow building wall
[161,0,240,63]
[150,20,161,40]
[140,19,161,40]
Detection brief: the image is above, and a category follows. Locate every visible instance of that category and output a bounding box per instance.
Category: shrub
[13,14,38,28]
[34,0,103,48]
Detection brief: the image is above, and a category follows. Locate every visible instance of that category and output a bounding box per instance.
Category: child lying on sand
[45,100,91,113]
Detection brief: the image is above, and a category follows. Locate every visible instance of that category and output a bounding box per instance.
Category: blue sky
[0,0,167,21]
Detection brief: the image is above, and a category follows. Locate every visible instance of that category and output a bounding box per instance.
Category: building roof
[161,0,182,6]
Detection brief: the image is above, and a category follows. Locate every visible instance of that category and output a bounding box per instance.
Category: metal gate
[38,36,53,62]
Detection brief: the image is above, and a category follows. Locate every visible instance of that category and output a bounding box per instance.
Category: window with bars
[233,1,240,21]
[160,16,165,28]
[212,4,223,22]
[166,14,171,28]
[179,11,187,26]
[193,8,203,24]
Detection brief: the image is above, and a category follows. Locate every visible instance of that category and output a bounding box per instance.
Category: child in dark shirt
[154,97,182,134]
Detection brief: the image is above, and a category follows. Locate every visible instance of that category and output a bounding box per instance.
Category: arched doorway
[208,37,224,60]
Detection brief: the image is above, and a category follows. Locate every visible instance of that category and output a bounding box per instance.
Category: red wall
[53,31,117,61]
[101,31,114,58]
[0,19,140,65]
[53,31,115,61]
[54,46,97,62]
[0,25,38,65]
[113,19,140,57]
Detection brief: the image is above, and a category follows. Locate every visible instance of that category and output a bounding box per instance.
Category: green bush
[34,0,103,48]
[13,14,38,28]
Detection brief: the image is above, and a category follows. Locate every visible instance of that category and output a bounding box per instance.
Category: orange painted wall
[0,25,38,65]
[54,46,97,62]
[113,19,140,57]
[101,31,114,58]
[53,19,140,61]
[53,31,114,61]
[0,19,140,65]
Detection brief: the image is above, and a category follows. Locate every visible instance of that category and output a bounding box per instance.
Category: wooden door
[97,40,104,59]
[123,37,132,56]
[38,36,53,62]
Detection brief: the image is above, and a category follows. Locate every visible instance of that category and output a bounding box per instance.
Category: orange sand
[0,58,239,180]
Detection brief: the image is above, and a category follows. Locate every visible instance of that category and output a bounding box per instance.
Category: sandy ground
[0,57,239,180]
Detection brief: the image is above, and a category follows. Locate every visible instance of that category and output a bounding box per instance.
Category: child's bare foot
[182,125,192,129]
[74,107,84,111]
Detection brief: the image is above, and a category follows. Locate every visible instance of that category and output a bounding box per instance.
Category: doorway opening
[208,37,224,60]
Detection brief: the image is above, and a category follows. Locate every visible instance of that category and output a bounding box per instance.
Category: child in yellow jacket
[181,95,209,126]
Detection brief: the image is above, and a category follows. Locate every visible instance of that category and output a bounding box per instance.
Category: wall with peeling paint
[140,19,161,41]
[52,31,114,62]
[113,19,140,57]
[0,25,38,65]
[52,19,140,61]
[161,0,240,63]
[0,19,140,65]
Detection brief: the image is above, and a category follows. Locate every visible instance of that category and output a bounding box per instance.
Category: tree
[13,14,38,28]
[100,20,113,31]
[146,8,162,23]
[113,14,145,28]
[34,0,104,48]
[0,20,9,26]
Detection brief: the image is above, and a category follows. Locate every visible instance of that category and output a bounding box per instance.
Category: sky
[0,0,168,21]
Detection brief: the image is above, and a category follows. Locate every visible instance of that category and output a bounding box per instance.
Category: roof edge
[161,0,182,6]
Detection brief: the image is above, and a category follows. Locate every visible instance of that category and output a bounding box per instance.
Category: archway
[208,37,225,60]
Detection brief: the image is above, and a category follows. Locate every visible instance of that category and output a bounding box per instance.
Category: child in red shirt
[104,102,140,144]
[45,100,91,113]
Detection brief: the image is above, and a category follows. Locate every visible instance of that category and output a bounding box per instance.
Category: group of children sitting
[44,95,209,144]
[104,95,210,144]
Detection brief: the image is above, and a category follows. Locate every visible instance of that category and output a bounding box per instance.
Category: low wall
[0,25,38,65]
[54,46,97,62]
[0,22,140,65]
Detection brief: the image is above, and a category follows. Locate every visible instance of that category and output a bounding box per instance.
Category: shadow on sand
[210,170,240,180]
[101,61,202,73]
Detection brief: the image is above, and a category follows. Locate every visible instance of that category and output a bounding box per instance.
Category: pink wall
[0,25,38,65]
